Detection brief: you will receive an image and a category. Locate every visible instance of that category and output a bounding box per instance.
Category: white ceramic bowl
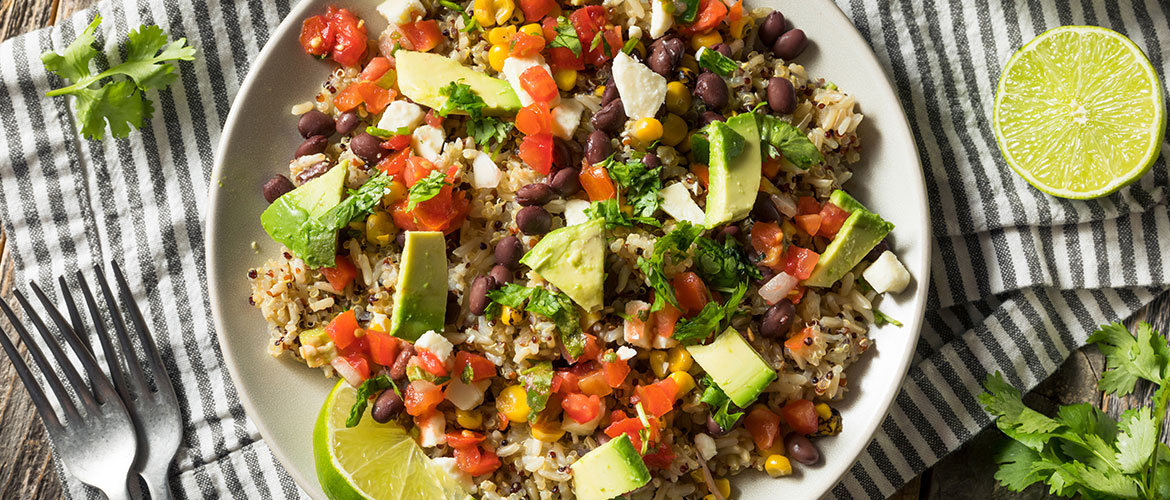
[207,1,930,498]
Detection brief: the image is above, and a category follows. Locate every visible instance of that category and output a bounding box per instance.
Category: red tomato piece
[417,350,450,377]
[404,380,445,416]
[577,370,613,397]
[751,221,786,269]
[446,430,486,449]
[784,326,816,356]
[320,254,358,291]
[424,109,444,128]
[339,352,371,381]
[761,155,782,179]
[781,399,819,435]
[633,378,678,417]
[509,32,547,57]
[404,156,439,186]
[518,0,555,23]
[401,20,443,52]
[381,134,412,151]
[691,164,709,186]
[377,149,413,176]
[569,6,606,66]
[360,56,391,82]
[680,0,728,35]
[329,8,368,67]
[580,334,602,362]
[579,162,616,200]
[333,83,364,112]
[551,370,580,395]
[642,442,676,468]
[518,133,555,174]
[601,356,630,387]
[784,246,820,280]
[604,412,659,452]
[454,351,497,382]
[653,302,682,339]
[797,195,821,215]
[794,214,822,237]
[353,81,393,114]
[672,272,711,316]
[562,393,602,424]
[743,406,781,450]
[326,310,359,350]
[299,14,332,57]
[515,103,553,136]
[520,66,559,103]
[365,330,400,366]
[818,202,850,238]
[455,445,502,476]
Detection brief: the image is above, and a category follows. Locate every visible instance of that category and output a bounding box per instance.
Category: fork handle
[101,484,132,500]
[142,467,174,500]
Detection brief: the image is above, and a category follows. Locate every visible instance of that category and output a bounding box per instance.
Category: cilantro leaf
[43,17,196,139]
[439,80,512,146]
[346,374,397,427]
[637,221,705,312]
[1116,407,1157,474]
[519,361,554,421]
[692,236,760,291]
[584,199,662,230]
[699,375,743,431]
[406,170,449,211]
[1087,322,1170,396]
[673,281,748,343]
[486,284,585,358]
[603,156,662,218]
[979,372,1063,450]
[292,171,393,267]
[696,46,738,76]
[756,114,823,168]
[675,0,701,23]
[548,17,582,57]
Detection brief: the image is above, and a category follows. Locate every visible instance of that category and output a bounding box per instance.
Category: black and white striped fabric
[0,0,1165,498]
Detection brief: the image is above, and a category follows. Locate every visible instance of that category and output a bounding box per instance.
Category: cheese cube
[377,100,425,132]
[611,51,666,120]
[862,250,911,294]
[411,125,445,162]
[551,99,584,139]
[377,0,425,26]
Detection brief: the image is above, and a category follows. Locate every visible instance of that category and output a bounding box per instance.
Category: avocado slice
[687,327,777,408]
[389,231,448,341]
[704,113,762,228]
[260,162,347,260]
[803,196,894,288]
[395,50,521,116]
[519,218,605,311]
[570,434,651,500]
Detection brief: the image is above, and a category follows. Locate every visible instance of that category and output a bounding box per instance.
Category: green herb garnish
[438,80,513,145]
[696,46,738,76]
[757,114,823,168]
[487,284,585,358]
[873,309,903,327]
[548,17,582,57]
[346,375,397,427]
[406,170,449,211]
[519,361,554,421]
[699,374,743,431]
[692,236,761,291]
[637,221,705,312]
[603,156,663,218]
[672,281,748,343]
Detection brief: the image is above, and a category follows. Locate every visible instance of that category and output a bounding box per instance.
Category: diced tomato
[333,83,364,112]
[329,8,368,66]
[785,326,816,356]
[424,109,443,128]
[604,411,660,452]
[401,19,443,52]
[642,442,676,468]
[672,272,710,317]
[761,155,781,179]
[454,444,501,476]
[601,355,630,387]
[509,32,547,58]
[326,310,359,350]
[516,103,554,136]
[653,301,682,338]
[744,406,781,450]
[393,187,469,235]
[381,134,412,151]
[562,393,602,424]
[569,6,620,66]
[580,162,616,200]
[446,430,486,449]
[781,399,819,436]
[321,255,358,291]
[405,380,445,416]
[577,369,613,397]
[794,214,822,237]
[403,156,437,186]
[691,164,709,186]
[354,81,392,114]
[377,149,413,176]
[520,66,559,103]
[784,246,820,281]
[518,133,555,174]
[360,56,391,82]
[788,285,807,304]
[633,378,678,417]
[338,352,371,381]
[818,203,850,238]
[366,330,400,366]
[728,0,743,23]
[679,0,728,35]
[580,334,602,362]
[454,351,496,382]
[417,350,450,377]
[518,0,555,23]
[751,221,786,269]
[299,14,331,57]
[797,196,821,215]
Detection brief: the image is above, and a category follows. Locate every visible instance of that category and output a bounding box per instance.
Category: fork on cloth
[0,263,182,500]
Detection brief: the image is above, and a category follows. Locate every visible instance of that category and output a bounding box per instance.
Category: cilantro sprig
[672,281,748,343]
[699,374,743,431]
[346,374,397,427]
[42,16,196,139]
[548,17,582,57]
[486,284,585,358]
[406,170,449,211]
[637,221,705,312]
[437,80,512,146]
[602,156,663,218]
[980,322,1170,499]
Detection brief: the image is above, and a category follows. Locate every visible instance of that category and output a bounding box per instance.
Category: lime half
[313,381,471,500]
[994,25,1165,199]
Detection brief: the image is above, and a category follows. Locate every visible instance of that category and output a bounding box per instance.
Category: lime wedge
[993,25,1165,199]
[313,381,471,500]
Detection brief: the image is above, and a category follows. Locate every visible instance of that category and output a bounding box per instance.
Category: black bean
[263,175,295,203]
[585,130,613,165]
[295,135,329,158]
[469,275,497,315]
[371,388,405,423]
[695,72,729,110]
[711,42,733,58]
[489,264,513,285]
[753,192,782,222]
[642,153,661,169]
[295,161,332,184]
[591,98,627,134]
[772,28,809,60]
[760,299,795,338]
[335,111,361,135]
[298,110,335,138]
[785,433,820,465]
[550,167,582,197]
[706,414,728,436]
[699,111,725,126]
[516,183,554,206]
[395,231,407,248]
[495,236,524,269]
[646,37,684,77]
[767,77,797,114]
[445,291,461,326]
[516,206,552,235]
[865,239,890,262]
[552,137,573,170]
[350,132,388,164]
[388,344,416,380]
[601,77,619,105]
[759,11,787,46]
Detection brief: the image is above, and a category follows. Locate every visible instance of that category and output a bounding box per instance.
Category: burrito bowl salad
[248,0,912,498]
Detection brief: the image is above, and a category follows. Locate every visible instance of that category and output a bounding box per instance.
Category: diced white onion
[759,272,798,304]
[444,377,488,410]
[616,345,638,360]
[471,152,502,189]
[695,433,718,460]
[330,358,364,387]
[772,193,797,218]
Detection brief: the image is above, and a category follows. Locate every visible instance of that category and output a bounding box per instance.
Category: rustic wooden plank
[0,0,56,40]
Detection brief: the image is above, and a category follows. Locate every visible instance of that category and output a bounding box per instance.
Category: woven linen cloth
[0,0,1166,498]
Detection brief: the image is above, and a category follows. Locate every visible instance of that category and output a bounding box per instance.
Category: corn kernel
[681,54,699,73]
[730,16,754,40]
[487,26,516,46]
[666,345,693,372]
[765,454,793,477]
[594,84,607,97]
[456,408,483,429]
[474,0,516,28]
[520,23,544,37]
[691,31,723,51]
[665,81,691,115]
[703,496,716,500]
[632,117,663,143]
[815,403,832,420]
[381,180,408,206]
[714,478,731,498]
[631,41,647,59]
[661,113,688,147]
[761,442,786,457]
[531,421,566,442]
[668,371,695,396]
[553,68,578,91]
[365,211,398,247]
[500,305,523,325]
[488,45,509,72]
[649,351,669,378]
[497,385,530,422]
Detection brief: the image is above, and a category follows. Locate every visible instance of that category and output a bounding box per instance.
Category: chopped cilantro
[672,281,748,343]
[438,80,513,146]
[405,170,449,211]
[346,375,397,427]
[548,17,582,57]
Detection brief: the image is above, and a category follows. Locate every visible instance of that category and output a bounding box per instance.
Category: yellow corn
[631,41,647,59]
[815,403,832,420]
[681,54,699,73]
[500,305,523,325]
[765,454,793,477]
[665,81,691,115]
[497,385,530,422]
[714,478,731,498]
[661,113,688,147]
[593,84,607,97]
[676,66,697,87]
[531,421,566,442]
[649,351,669,378]
[473,0,515,28]
[632,117,663,142]
[666,346,694,372]
[730,16,754,40]
[761,442,786,457]
[381,179,408,206]
[704,496,716,500]
[365,211,398,247]
[520,23,544,37]
[553,68,578,91]
[691,31,723,50]
[456,408,483,429]
[487,26,516,45]
[668,371,695,396]
[488,45,509,72]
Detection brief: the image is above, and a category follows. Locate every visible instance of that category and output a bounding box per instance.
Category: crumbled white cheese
[470,151,502,189]
[377,100,425,132]
[502,55,559,107]
[377,0,425,25]
[417,412,447,447]
[862,250,911,294]
[414,330,453,362]
[616,345,638,360]
[564,199,592,226]
[445,378,489,410]
[658,182,706,225]
[550,99,584,139]
[611,51,666,120]
[650,0,673,39]
[411,125,445,162]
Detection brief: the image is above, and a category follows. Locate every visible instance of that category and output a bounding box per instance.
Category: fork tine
[58,276,101,398]
[15,287,99,413]
[110,261,174,394]
[76,270,132,402]
[0,296,82,423]
[0,314,62,430]
[94,266,150,396]
[34,280,121,406]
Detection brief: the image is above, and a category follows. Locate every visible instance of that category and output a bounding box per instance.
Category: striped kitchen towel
[0,0,1166,499]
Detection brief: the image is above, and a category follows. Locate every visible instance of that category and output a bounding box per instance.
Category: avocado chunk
[687,327,777,408]
[804,195,894,288]
[395,50,521,116]
[389,231,448,341]
[704,113,762,228]
[570,434,651,500]
[260,162,347,261]
[519,218,605,311]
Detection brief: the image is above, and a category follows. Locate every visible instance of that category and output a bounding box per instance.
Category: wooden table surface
[0,1,1167,499]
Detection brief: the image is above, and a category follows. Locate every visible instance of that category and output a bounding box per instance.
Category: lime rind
[993,25,1165,199]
